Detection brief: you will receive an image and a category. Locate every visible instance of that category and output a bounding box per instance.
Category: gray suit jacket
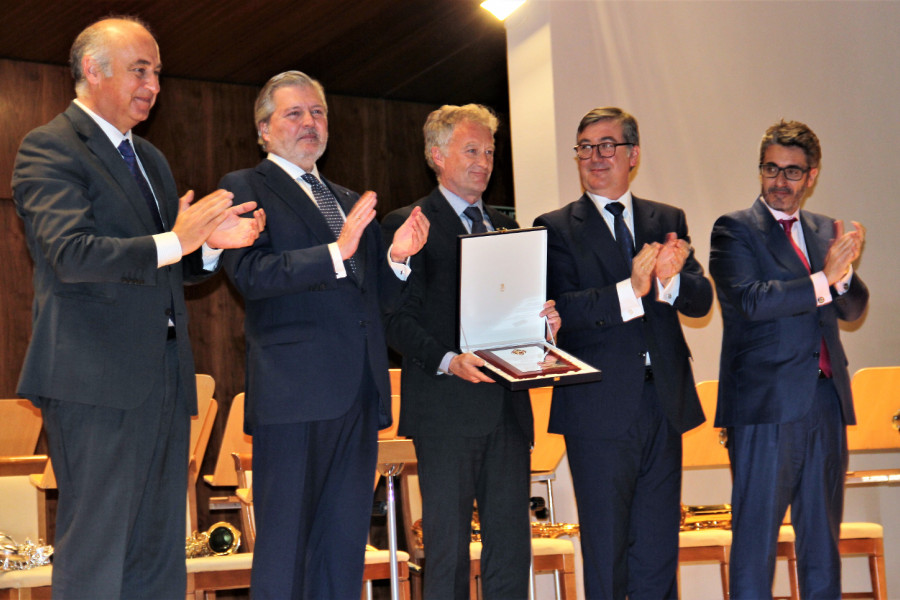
[13,102,205,413]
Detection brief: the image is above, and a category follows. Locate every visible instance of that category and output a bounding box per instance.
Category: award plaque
[457,227,601,391]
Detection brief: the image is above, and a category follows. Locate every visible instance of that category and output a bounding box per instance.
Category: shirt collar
[267,152,321,182]
[759,195,800,221]
[439,184,485,217]
[73,99,132,148]
[587,189,633,216]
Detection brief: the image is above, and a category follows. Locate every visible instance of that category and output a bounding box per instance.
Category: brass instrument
[531,522,580,538]
[185,522,241,557]
[680,503,732,531]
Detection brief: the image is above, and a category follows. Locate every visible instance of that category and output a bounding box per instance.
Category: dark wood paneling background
[0,57,514,531]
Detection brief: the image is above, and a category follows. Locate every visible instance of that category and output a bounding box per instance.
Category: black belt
[644,366,654,381]
[167,327,177,340]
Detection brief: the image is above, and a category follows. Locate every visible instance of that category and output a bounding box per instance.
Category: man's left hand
[207,202,266,250]
[540,300,561,340]
[654,232,690,285]
[390,206,430,262]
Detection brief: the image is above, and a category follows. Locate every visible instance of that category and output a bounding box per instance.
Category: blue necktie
[463,205,488,234]
[605,201,634,270]
[300,173,357,275]
[118,139,164,232]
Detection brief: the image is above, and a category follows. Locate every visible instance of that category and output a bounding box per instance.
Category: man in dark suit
[12,17,263,599]
[221,70,429,599]
[533,107,712,599]
[710,120,868,599]
[381,104,559,599]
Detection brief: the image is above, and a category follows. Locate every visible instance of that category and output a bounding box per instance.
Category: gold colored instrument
[680,503,732,531]
[185,522,241,557]
[531,522,580,538]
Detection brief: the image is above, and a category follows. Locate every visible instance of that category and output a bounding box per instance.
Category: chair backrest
[530,386,566,474]
[683,381,730,468]
[190,374,218,482]
[378,368,403,440]
[848,367,900,451]
[0,475,42,543]
[205,392,252,487]
[0,399,42,456]
[231,452,255,550]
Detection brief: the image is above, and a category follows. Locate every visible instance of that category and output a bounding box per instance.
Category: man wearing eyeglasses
[534,107,712,599]
[710,119,868,599]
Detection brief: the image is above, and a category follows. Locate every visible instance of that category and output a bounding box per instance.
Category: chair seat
[679,528,732,548]
[0,566,52,590]
[186,553,254,572]
[364,550,410,564]
[777,521,884,543]
[469,537,574,560]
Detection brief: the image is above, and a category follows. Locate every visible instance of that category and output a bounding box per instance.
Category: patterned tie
[300,173,357,275]
[463,205,488,234]
[779,218,832,377]
[605,201,634,270]
[118,139,164,232]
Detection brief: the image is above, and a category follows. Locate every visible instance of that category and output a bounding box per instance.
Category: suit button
[165,308,174,317]
[639,352,647,359]
[642,316,648,322]
[595,320,605,327]
[813,351,820,358]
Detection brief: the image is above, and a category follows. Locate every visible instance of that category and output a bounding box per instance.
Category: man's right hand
[337,191,378,260]
[172,189,235,255]
[448,353,495,384]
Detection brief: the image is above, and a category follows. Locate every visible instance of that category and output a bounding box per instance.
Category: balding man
[12,16,263,598]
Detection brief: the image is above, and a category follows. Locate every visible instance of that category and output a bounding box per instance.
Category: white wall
[508,2,900,598]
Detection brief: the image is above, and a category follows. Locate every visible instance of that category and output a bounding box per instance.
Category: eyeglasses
[759,163,810,181]
[574,141,632,160]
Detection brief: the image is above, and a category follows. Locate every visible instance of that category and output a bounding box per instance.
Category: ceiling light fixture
[480,0,526,21]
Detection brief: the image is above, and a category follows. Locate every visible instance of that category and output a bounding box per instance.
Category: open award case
[457,226,601,391]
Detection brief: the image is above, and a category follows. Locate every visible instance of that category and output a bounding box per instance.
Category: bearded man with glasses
[710,119,868,599]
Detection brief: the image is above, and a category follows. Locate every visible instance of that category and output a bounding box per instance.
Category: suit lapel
[632,196,661,249]
[427,188,469,239]
[751,197,810,276]
[323,176,366,285]
[574,194,630,279]
[66,104,163,234]
[799,211,828,272]
[133,137,173,229]
[258,161,335,245]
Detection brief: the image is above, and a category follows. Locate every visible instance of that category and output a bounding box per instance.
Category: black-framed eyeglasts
[759,163,810,181]
[574,142,632,160]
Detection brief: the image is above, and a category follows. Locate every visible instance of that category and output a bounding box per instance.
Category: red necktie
[779,218,832,378]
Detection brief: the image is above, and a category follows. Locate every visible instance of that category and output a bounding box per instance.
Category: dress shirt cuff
[439,351,457,376]
[201,244,223,271]
[618,278,645,322]
[155,232,183,268]
[328,242,348,279]
[657,273,680,305]
[387,245,412,281]
[833,266,854,296]
[811,271,833,306]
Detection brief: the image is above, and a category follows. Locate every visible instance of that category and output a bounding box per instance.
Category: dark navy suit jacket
[710,197,869,427]
[534,194,712,438]
[221,160,402,434]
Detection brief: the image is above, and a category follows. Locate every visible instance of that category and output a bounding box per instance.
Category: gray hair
[423,104,499,173]
[70,16,153,96]
[254,71,327,150]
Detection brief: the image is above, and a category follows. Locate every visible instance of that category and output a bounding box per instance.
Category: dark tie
[118,139,164,232]
[779,218,832,377]
[300,173,357,275]
[605,201,634,270]
[463,205,488,234]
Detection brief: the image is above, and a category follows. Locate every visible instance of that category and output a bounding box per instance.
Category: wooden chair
[0,399,47,477]
[679,380,732,600]
[204,392,252,490]
[188,374,218,533]
[229,452,411,600]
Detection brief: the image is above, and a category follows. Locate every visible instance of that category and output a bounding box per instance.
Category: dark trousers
[250,367,379,600]
[41,339,189,600]
[413,401,532,600]
[565,379,682,600]
[729,378,847,600]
